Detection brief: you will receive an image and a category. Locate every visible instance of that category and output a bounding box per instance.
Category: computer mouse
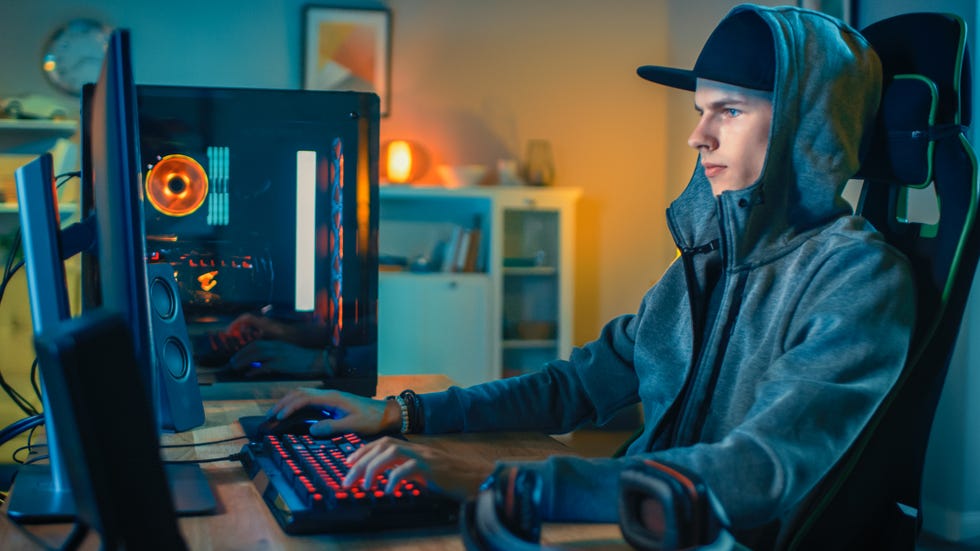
[255,405,334,436]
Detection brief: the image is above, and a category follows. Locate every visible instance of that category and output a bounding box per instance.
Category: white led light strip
[295,150,316,312]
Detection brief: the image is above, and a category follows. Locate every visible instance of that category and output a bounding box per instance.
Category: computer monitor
[7,153,75,521]
[81,49,206,434]
[33,310,187,549]
[10,154,186,547]
[80,28,155,411]
[135,85,380,397]
[7,28,214,523]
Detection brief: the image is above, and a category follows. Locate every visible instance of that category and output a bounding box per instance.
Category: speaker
[146,262,205,432]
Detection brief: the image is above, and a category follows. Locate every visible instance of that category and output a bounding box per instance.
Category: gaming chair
[779,12,979,550]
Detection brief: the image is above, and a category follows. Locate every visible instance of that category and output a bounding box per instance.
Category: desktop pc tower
[134,85,380,398]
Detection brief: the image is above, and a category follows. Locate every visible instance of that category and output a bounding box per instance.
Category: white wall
[1,0,794,346]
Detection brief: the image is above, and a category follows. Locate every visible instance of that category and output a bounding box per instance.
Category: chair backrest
[781,12,980,550]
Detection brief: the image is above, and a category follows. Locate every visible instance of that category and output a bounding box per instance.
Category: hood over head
[643,4,882,267]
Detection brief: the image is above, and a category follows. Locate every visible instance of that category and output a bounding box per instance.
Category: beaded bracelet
[386,389,424,434]
[400,389,425,433]
[393,395,410,433]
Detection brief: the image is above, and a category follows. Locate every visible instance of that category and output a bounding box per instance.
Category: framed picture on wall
[302,5,391,115]
[799,0,855,25]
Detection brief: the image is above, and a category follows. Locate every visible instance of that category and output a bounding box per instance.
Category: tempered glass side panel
[136,86,379,394]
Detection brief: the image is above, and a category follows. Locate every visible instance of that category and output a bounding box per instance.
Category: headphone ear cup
[460,466,544,551]
[492,466,542,543]
[618,460,725,551]
[619,468,688,550]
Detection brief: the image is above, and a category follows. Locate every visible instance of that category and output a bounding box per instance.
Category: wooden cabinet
[377,185,580,385]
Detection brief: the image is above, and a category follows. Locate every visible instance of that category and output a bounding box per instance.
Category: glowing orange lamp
[381,140,429,184]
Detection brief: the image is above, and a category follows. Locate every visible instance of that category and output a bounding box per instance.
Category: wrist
[382,389,424,434]
[381,397,402,433]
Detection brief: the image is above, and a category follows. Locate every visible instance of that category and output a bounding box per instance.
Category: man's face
[688,78,773,196]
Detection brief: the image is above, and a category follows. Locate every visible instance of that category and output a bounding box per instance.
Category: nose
[687,116,716,151]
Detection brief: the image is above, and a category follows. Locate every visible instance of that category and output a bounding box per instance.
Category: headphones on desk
[619,460,735,550]
[460,460,735,551]
[460,465,550,551]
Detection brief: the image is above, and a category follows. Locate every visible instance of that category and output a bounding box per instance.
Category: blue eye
[727,108,741,117]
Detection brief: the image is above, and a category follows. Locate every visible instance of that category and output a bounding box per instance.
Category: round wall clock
[41,19,112,95]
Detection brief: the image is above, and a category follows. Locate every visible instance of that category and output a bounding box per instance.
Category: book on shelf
[441,217,482,273]
[461,225,481,272]
[441,226,463,272]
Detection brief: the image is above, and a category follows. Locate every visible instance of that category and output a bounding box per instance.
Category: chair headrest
[857,13,971,187]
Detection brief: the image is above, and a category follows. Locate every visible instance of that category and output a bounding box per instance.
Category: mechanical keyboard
[239,431,460,534]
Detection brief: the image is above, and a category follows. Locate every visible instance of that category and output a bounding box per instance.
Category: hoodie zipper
[669,204,749,446]
[647,238,719,448]
[684,274,746,441]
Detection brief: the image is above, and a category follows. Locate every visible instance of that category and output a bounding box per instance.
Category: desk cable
[160,435,249,465]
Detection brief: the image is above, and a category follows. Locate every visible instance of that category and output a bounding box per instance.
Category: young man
[268,4,914,543]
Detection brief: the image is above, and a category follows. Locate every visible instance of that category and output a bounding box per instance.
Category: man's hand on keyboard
[268,388,402,436]
[342,436,494,501]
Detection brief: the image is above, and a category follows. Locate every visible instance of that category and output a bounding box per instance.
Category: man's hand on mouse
[268,388,401,437]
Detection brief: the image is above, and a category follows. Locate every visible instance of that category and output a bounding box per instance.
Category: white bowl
[437,164,487,188]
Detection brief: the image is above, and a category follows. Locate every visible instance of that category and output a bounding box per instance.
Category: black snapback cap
[637,10,775,92]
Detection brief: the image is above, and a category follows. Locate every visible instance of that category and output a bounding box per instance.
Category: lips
[702,163,725,178]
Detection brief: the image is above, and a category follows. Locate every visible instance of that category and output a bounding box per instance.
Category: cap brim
[636,65,697,91]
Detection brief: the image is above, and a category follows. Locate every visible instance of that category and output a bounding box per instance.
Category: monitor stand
[6,463,216,523]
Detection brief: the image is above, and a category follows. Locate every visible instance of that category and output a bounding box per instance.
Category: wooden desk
[1,375,627,550]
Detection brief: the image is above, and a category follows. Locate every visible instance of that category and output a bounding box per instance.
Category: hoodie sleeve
[421,311,643,434]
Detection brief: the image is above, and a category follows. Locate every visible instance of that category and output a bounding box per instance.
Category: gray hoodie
[421,3,915,542]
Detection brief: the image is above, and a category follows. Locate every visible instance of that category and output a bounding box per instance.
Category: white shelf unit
[0,119,80,235]
[377,185,580,385]
[0,119,78,152]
